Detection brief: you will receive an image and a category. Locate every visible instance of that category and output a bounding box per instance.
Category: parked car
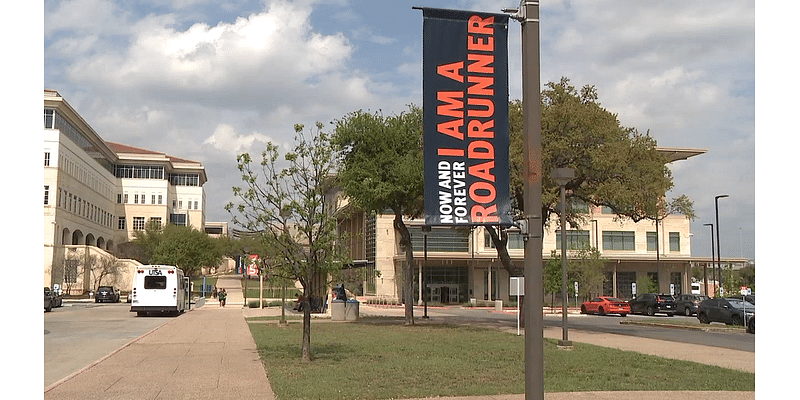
[580,296,630,316]
[629,293,676,316]
[95,286,120,303]
[675,294,708,316]
[744,294,755,305]
[697,297,755,327]
[44,287,55,312]
[126,292,132,303]
[746,313,755,334]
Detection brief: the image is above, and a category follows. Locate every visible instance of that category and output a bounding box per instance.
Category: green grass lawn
[248,317,754,399]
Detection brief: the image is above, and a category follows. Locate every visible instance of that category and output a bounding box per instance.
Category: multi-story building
[334,149,748,304]
[44,90,207,293]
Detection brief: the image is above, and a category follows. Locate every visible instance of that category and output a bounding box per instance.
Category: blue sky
[39,0,756,260]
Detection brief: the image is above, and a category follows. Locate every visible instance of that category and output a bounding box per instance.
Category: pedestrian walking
[218,289,227,308]
[212,286,218,299]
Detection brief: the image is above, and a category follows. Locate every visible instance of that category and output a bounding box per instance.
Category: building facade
[334,149,747,305]
[44,90,208,293]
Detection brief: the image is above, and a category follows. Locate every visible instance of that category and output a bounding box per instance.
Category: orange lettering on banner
[464,14,499,224]
[437,62,464,83]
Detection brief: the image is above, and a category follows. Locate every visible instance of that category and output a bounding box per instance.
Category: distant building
[44,90,209,293]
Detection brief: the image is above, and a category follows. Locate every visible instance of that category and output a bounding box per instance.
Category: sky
[40,0,756,261]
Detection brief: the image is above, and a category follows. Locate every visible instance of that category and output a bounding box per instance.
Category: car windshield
[99,286,112,291]
[726,299,755,309]
[657,296,674,301]
[605,298,624,302]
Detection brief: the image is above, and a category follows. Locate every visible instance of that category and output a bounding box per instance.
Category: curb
[619,320,744,332]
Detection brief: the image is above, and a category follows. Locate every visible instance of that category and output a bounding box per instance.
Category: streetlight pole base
[557,340,573,349]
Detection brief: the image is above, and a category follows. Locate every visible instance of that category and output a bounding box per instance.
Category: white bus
[130,265,189,317]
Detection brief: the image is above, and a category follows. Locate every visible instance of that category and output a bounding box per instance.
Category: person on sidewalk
[218,289,227,308]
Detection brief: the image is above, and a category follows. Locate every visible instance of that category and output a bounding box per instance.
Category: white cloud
[203,124,273,155]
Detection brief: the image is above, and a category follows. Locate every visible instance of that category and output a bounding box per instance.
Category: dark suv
[629,293,676,316]
[697,297,754,326]
[95,286,120,303]
[675,294,709,316]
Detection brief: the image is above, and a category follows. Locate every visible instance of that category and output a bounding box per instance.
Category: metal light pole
[552,168,574,348]
[503,2,544,399]
[703,223,714,297]
[714,195,728,296]
[423,225,430,319]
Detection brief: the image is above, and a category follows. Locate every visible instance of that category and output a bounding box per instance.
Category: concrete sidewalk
[45,275,754,399]
[45,275,275,400]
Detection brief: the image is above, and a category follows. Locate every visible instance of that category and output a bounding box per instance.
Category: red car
[580,296,630,316]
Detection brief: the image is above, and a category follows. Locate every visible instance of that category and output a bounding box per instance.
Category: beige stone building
[44,90,208,294]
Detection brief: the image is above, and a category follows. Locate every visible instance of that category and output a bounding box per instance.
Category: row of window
[117,214,187,230]
[403,227,681,253]
[49,151,115,202]
[115,192,201,210]
[48,186,114,229]
[45,109,114,174]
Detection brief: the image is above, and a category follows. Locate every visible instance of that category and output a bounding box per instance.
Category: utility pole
[504,2,544,399]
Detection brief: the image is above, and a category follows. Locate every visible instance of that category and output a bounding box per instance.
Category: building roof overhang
[657,147,707,163]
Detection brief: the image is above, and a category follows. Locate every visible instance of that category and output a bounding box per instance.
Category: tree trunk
[301,297,312,362]
[394,214,415,325]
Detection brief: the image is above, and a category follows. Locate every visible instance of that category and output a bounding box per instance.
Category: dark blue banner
[420,8,512,226]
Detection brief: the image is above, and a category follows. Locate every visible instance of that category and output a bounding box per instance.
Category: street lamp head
[715,194,729,200]
[550,168,575,187]
[703,223,713,227]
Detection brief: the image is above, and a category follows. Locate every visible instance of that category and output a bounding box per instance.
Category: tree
[331,107,424,325]
[488,78,694,278]
[132,223,222,276]
[635,275,658,295]
[62,251,83,295]
[90,254,124,291]
[545,246,606,306]
[227,122,347,362]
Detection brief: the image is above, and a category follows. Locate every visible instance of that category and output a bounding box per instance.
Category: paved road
[419,306,754,353]
[44,302,173,388]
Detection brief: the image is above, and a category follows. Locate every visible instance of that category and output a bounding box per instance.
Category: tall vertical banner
[420,8,512,227]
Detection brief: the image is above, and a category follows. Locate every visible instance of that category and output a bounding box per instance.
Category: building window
[117,194,123,204]
[149,217,162,227]
[602,231,635,251]
[170,213,187,226]
[410,227,469,253]
[44,152,51,166]
[44,109,55,129]
[194,201,199,210]
[158,195,163,205]
[646,232,657,252]
[151,195,156,204]
[124,193,129,203]
[571,199,590,214]
[169,173,200,186]
[669,232,680,252]
[64,258,79,284]
[133,217,145,231]
[118,217,126,230]
[556,230,590,250]
[134,194,139,204]
[484,231,525,250]
[44,186,50,205]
